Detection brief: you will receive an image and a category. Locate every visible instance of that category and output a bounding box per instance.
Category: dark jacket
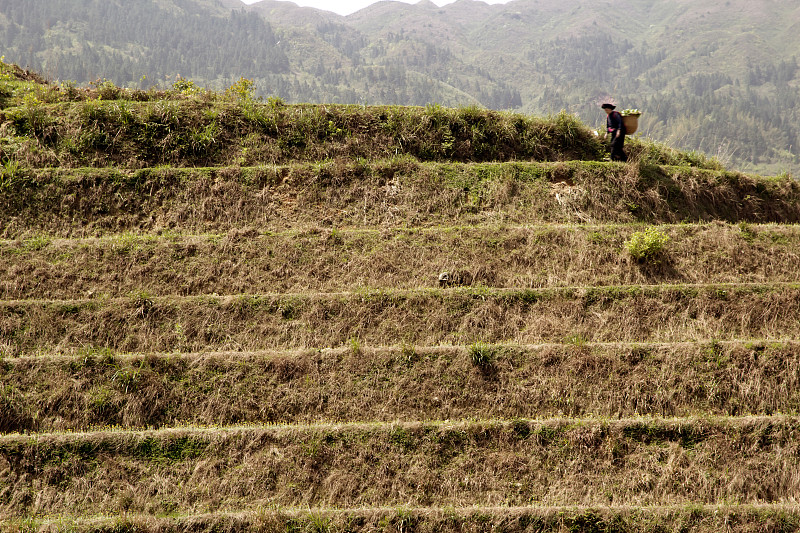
[606,111,626,136]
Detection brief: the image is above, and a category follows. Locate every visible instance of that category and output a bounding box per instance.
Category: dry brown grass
[3,75,800,529]
[0,417,798,518]
[2,161,798,239]
[1,284,799,356]
[1,223,799,300]
[1,341,798,434]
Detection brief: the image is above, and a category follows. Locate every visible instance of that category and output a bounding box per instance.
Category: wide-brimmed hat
[601,103,616,110]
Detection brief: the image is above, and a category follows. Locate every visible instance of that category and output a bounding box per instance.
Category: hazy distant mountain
[247,0,346,24]
[1,0,798,173]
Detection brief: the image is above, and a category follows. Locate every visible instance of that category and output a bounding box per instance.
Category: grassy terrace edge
[0,56,752,171]
[0,64,731,171]
[1,91,607,167]
[6,504,800,533]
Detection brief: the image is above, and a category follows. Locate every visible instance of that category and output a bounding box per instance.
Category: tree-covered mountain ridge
[1,0,798,175]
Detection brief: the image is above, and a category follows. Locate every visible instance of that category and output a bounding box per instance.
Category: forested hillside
[0,0,288,85]
[1,0,799,175]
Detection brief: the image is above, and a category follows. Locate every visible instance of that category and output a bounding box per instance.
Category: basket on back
[621,110,642,135]
[622,114,639,134]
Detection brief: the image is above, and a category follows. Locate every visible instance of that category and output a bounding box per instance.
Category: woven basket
[622,114,640,135]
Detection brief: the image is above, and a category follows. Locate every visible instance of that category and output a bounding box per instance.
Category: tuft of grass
[738,221,758,243]
[348,337,362,355]
[20,234,51,252]
[625,226,670,261]
[303,512,332,533]
[226,77,256,102]
[469,341,497,368]
[129,289,155,318]
[171,76,204,96]
[91,78,122,101]
[565,333,589,347]
[0,160,22,192]
[399,342,417,365]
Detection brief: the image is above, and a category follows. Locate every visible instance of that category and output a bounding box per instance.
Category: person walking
[602,103,627,162]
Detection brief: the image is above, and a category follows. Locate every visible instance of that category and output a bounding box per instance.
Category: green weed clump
[226,77,256,102]
[469,342,497,367]
[738,221,758,242]
[0,160,22,192]
[172,76,204,96]
[0,56,12,80]
[625,227,670,261]
[91,78,123,101]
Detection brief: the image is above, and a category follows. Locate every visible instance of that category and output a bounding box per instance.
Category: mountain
[0,0,798,174]
[247,0,347,22]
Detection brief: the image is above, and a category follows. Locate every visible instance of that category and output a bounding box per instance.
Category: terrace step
[2,223,799,300]
[3,161,798,238]
[1,341,798,434]
[1,417,798,518]
[2,284,798,356]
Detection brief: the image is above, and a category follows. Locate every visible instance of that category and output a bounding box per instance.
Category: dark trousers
[610,133,627,162]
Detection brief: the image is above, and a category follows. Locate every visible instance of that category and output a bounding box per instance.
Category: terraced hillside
[2,62,800,531]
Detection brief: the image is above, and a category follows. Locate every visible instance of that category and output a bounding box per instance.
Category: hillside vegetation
[2,61,800,532]
[0,0,799,175]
